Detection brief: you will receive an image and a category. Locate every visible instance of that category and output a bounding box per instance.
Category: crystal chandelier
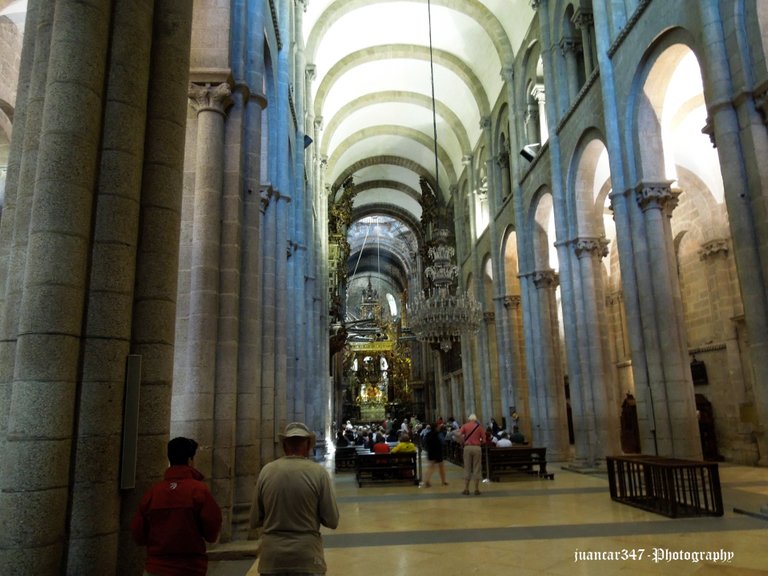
[408,1,482,352]
[409,229,482,352]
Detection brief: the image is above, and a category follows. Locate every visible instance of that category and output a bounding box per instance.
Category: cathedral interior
[1,0,768,574]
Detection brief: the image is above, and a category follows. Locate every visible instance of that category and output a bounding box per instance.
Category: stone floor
[208,453,768,575]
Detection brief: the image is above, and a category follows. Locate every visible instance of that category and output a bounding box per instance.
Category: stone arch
[530,188,555,270]
[627,27,701,183]
[568,129,610,238]
[305,0,513,65]
[320,90,470,156]
[326,124,457,184]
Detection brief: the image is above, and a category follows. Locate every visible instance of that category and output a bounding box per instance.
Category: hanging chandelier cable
[407,1,483,353]
[427,0,440,194]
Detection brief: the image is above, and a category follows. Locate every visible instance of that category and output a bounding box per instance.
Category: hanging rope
[427,0,440,197]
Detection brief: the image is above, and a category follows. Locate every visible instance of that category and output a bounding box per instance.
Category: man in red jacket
[131,437,223,576]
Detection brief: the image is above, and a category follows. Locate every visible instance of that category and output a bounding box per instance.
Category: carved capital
[306,64,316,82]
[635,181,680,215]
[559,37,582,56]
[484,311,495,323]
[462,154,473,166]
[701,116,716,148]
[699,238,729,260]
[533,269,559,289]
[188,82,233,115]
[497,151,510,169]
[572,8,594,29]
[480,116,491,130]
[755,85,768,125]
[574,236,610,259]
[503,295,521,310]
[500,66,514,84]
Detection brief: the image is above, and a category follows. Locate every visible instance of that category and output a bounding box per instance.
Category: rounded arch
[530,187,556,270]
[568,129,610,238]
[627,27,702,183]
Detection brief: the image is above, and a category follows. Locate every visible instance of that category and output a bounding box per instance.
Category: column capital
[754,83,768,125]
[701,116,716,147]
[533,269,559,289]
[559,36,582,56]
[496,150,510,169]
[500,66,515,84]
[574,236,610,259]
[635,180,680,215]
[699,238,729,260]
[503,294,521,309]
[479,116,491,130]
[484,311,495,323]
[462,154,474,165]
[306,64,316,82]
[572,7,594,28]
[530,83,546,102]
[188,82,233,115]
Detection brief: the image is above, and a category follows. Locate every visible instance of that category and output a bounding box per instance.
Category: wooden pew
[355,452,419,487]
[484,446,554,480]
[334,446,357,472]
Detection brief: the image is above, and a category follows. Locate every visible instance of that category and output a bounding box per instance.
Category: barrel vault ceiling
[306,0,535,299]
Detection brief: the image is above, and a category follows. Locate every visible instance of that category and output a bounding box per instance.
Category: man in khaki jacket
[250,422,340,575]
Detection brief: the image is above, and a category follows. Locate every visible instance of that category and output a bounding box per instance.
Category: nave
[208,455,768,576]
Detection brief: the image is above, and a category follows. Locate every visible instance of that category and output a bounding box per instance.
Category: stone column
[531,84,548,145]
[572,8,595,77]
[635,181,700,459]
[532,270,570,460]
[67,1,155,572]
[176,81,232,478]
[559,37,581,103]
[503,294,529,436]
[0,0,52,462]
[118,2,194,572]
[699,0,768,465]
[0,2,111,573]
[573,237,621,466]
[232,0,267,540]
[260,187,278,464]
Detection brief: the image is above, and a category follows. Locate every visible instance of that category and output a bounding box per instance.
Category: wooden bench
[334,446,357,472]
[484,446,554,480]
[355,452,419,487]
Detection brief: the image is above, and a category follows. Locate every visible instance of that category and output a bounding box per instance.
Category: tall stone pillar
[502,294,529,436]
[175,81,232,478]
[531,270,569,460]
[572,237,621,466]
[67,1,155,572]
[634,181,700,459]
[118,1,194,572]
[232,0,267,540]
[0,0,52,458]
[0,2,112,573]
[698,0,768,465]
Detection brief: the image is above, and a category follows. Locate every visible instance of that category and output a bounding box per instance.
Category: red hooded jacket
[131,465,222,576]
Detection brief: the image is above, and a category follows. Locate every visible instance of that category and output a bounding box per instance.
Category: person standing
[131,437,223,576]
[459,413,485,495]
[422,423,448,488]
[250,422,340,575]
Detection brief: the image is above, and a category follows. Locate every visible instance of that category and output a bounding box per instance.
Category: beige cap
[279,422,316,444]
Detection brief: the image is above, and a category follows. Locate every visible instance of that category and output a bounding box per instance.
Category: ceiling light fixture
[408,0,483,352]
